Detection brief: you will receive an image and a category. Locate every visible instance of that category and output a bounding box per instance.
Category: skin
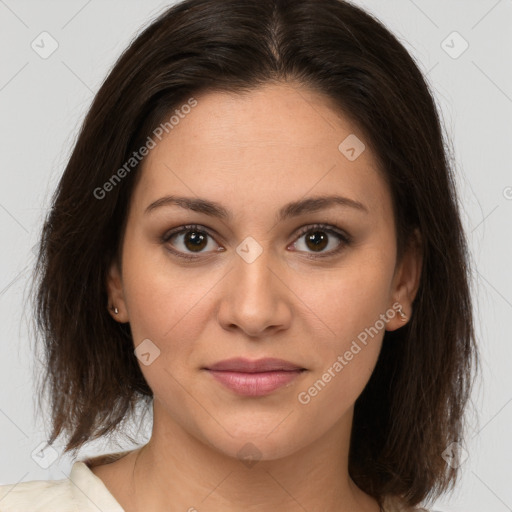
[98,82,422,512]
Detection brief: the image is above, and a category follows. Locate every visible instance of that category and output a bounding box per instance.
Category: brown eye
[304,230,329,252]
[181,230,208,252]
[162,225,221,260]
[291,224,351,258]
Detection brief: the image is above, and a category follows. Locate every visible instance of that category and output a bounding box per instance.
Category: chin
[197,419,309,464]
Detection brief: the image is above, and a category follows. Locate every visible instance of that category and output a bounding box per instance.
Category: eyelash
[161,223,352,261]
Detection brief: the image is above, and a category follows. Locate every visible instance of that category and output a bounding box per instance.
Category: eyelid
[162,222,352,260]
[162,223,217,243]
[292,223,352,245]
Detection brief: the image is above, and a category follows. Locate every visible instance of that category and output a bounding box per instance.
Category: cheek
[294,301,385,427]
[121,258,211,405]
[300,249,395,345]
[293,249,394,401]
[120,238,227,381]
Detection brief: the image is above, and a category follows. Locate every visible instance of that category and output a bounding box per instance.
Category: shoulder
[0,456,127,512]
[0,477,74,512]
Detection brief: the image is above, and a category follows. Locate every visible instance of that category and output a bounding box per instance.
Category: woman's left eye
[290,224,352,258]
[162,223,351,260]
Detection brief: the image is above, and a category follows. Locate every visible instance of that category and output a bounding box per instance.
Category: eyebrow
[144,194,368,221]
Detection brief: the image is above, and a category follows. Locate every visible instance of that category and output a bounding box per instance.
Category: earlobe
[386,228,423,332]
[106,260,129,322]
[397,304,408,322]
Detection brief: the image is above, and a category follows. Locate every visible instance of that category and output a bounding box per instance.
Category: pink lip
[206,370,304,396]
[204,358,307,397]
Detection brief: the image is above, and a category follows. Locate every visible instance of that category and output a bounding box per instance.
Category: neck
[116,401,380,512]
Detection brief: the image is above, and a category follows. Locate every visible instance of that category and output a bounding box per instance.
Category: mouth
[202,358,307,397]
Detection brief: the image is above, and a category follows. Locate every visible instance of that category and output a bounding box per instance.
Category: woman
[0,0,477,510]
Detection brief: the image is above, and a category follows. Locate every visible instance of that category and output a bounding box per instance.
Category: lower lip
[206,370,304,396]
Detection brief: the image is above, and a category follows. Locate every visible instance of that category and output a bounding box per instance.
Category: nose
[216,243,293,338]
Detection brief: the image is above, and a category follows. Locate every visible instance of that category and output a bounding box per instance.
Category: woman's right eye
[162,225,222,260]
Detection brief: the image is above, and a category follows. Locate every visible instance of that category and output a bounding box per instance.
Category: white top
[0,459,125,512]
[0,451,431,512]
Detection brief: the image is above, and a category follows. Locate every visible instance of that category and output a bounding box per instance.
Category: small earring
[110,305,119,315]
[398,306,407,321]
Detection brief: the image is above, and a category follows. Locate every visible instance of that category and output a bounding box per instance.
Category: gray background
[0,1,511,510]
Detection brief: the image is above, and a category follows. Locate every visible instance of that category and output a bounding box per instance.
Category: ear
[386,228,422,331]
[106,259,129,323]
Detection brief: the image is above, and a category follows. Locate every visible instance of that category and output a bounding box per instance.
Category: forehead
[155,83,371,156]
[133,83,390,220]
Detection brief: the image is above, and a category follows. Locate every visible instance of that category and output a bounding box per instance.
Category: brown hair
[32,0,477,507]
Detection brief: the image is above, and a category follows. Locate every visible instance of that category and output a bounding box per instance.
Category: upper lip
[204,357,306,373]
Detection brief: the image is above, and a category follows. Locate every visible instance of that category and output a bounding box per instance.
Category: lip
[203,358,307,397]
[204,357,305,373]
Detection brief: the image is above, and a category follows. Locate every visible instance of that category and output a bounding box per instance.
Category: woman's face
[108,82,419,461]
